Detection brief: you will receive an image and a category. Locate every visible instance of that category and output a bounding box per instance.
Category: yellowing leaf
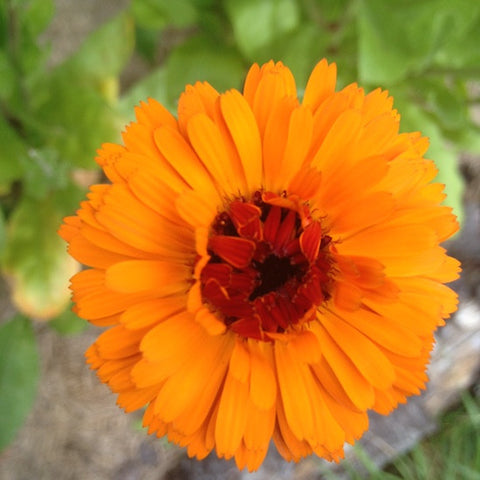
[2,196,80,320]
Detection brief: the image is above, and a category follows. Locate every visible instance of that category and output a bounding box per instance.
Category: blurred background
[0,0,480,478]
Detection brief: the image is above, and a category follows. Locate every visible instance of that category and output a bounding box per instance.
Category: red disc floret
[201,191,332,340]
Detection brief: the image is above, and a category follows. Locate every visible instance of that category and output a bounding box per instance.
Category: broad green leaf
[165,35,245,109]
[119,67,169,119]
[431,2,480,70]
[131,0,197,30]
[134,27,160,62]
[50,306,87,335]
[358,0,480,85]
[52,182,90,216]
[395,96,464,226]
[26,13,134,168]
[310,0,352,24]
[0,1,7,46]
[0,52,16,103]
[422,79,470,132]
[451,125,480,155]
[274,23,330,91]
[19,148,72,199]
[32,72,122,169]
[0,114,27,185]
[65,12,135,81]
[358,0,442,84]
[20,0,55,37]
[2,196,80,320]
[225,0,300,62]
[0,315,39,451]
[8,0,54,78]
[0,207,5,257]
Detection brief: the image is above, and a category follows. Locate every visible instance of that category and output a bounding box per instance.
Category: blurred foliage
[0,0,478,451]
[0,315,38,451]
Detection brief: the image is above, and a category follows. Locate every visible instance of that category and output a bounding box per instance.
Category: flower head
[59,59,460,471]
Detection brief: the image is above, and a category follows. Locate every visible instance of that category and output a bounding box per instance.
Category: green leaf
[310,0,352,24]
[0,52,16,103]
[225,0,300,62]
[50,306,87,335]
[358,0,480,85]
[134,27,160,62]
[119,67,169,118]
[131,0,197,30]
[273,23,330,91]
[0,114,27,186]
[26,13,135,169]
[20,0,55,37]
[422,79,470,132]
[2,195,80,320]
[5,0,54,80]
[358,0,441,84]
[165,35,245,109]
[451,125,480,155]
[0,315,39,451]
[19,148,70,199]
[32,72,122,169]
[0,207,5,257]
[65,12,135,81]
[431,2,480,70]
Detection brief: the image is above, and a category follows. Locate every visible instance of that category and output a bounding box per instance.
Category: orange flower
[59,59,460,471]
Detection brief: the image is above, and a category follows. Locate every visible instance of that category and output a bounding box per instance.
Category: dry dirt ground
[1,2,480,479]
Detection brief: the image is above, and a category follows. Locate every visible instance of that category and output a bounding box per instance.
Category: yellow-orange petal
[302,58,337,111]
[134,97,177,130]
[262,96,298,191]
[120,296,185,330]
[153,125,220,199]
[187,113,246,195]
[274,341,316,442]
[71,269,151,319]
[178,81,220,135]
[219,89,262,192]
[249,61,298,137]
[312,322,375,410]
[105,260,190,295]
[321,310,396,391]
[215,368,249,459]
[249,342,276,409]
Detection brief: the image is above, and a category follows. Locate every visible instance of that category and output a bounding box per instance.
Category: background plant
[1,0,479,460]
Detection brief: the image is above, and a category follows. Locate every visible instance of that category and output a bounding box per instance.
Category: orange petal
[219,89,262,192]
[215,368,249,459]
[302,59,337,112]
[105,260,190,295]
[134,97,177,130]
[311,321,375,410]
[153,125,220,198]
[249,342,276,409]
[71,269,151,319]
[178,81,220,134]
[321,310,396,391]
[120,296,185,330]
[274,341,316,442]
[187,113,245,195]
[251,61,298,137]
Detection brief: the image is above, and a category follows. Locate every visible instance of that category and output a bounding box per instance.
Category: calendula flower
[59,59,460,471]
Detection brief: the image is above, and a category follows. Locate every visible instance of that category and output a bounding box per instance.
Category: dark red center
[200,191,332,340]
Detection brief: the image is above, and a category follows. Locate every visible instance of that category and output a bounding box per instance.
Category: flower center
[200,190,333,340]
